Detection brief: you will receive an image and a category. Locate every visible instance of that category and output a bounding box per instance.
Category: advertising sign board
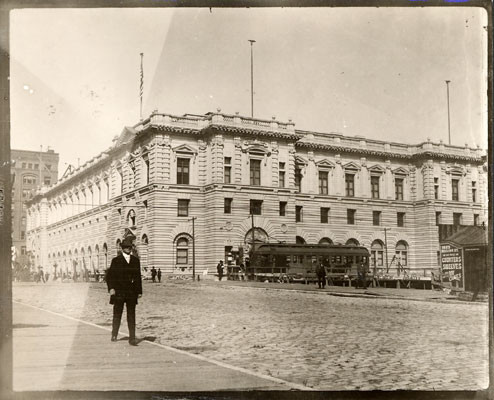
[440,243,463,288]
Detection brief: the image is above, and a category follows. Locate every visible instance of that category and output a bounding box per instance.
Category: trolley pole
[384,228,389,273]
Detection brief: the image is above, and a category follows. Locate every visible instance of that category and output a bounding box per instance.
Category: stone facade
[26,111,486,279]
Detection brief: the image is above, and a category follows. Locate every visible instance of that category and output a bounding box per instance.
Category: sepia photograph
[1,2,491,398]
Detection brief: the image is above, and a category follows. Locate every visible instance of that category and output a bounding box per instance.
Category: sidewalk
[198,279,485,304]
[13,301,306,392]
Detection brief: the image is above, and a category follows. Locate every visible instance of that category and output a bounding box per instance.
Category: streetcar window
[298,255,304,263]
[363,256,368,263]
[347,256,354,264]
[342,256,347,264]
[286,255,291,263]
[335,256,341,263]
[331,256,336,263]
[311,256,317,264]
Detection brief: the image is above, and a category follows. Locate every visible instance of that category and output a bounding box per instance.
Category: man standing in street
[151,266,157,283]
[217,260,224,281]
[157,268,162,283]
[106,237,142,346]
[316,262,326,289]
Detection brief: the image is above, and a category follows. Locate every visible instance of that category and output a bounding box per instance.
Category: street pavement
[12,279,490,392]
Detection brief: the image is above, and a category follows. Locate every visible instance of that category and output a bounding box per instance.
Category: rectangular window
[371,176,380,199]
[472,181,477,203]
[279,201,287,217]
[46,164,52,171]
[177,158,190,184]
[474,214,479,226]
[434,177,439,200]
[373,211,381,226]
[321,207,330,223]
[436,211,441,226]
[250,159,261,186]
[250,200,262,215]
[451,179,459,201]
[397,212,405,227]
[176,249,188,264]
[295,205,303,222]
[453,213,462,226]
[34,164,39,170]
[20,231,25,239]
[43,176,51,185]
[347,209,356,225]
[224,157,231,184]
[279,162,285,188]
[224,198,232,214]
[345,174,355,197]
[395,178,404,200]
[21,246,26,255]
[21,163,26,169]
[177,199,190,217]
[319,171,328,195]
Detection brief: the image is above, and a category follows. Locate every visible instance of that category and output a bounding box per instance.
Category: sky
[10,7,488,173]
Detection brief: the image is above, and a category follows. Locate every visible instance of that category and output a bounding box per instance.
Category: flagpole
[140,53,144,121]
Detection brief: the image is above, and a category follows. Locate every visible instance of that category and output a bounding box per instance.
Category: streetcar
[247,243,371,284]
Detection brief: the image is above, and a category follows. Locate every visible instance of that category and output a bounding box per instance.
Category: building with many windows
[26,111,486,280]
[11,149,59,267]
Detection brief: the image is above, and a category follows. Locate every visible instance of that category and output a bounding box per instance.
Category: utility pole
[248,40,256,118]
[191,217,196,281]
[445,80,451,145]
[384,228,389,273]
[251,213,255,257]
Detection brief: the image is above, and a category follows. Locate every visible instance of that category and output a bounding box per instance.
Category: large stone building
[26,111,486,280]
[11,148,59,267]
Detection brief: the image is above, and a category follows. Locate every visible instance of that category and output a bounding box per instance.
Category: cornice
[295,142,483,163]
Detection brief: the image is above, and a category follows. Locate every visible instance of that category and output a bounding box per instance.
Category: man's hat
[120,237,134,248]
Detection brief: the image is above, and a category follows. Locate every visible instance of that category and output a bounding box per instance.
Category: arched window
[346,238,359,246]
[395,241,408,267]
[127,209,136,228]
[371,240,384,268]
[296,236,306,245]
[140,235,149,271]
[175,236,190,268]
[318,237,333,245]
[103,243,108,270]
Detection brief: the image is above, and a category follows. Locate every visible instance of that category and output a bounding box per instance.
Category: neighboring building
[11,149,59,267]
[26,111,487,280]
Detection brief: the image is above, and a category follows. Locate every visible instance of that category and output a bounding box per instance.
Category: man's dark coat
[106,254,142,304]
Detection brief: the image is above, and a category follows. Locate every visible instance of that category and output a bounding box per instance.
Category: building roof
[442,226,488,247]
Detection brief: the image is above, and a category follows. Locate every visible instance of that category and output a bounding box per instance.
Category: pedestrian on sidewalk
[316,262,326,289]
[106,237,143,346]
[217,260,224,281]
[157,268,162,283]
[151,266,157,283]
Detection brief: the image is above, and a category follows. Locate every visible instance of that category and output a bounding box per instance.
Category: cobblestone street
[13,280,489,391]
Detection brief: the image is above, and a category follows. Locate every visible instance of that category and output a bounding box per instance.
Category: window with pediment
[173,145,197,185]
[316,160,333,195]
[295,156,307,193]
[344,162,360,198]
